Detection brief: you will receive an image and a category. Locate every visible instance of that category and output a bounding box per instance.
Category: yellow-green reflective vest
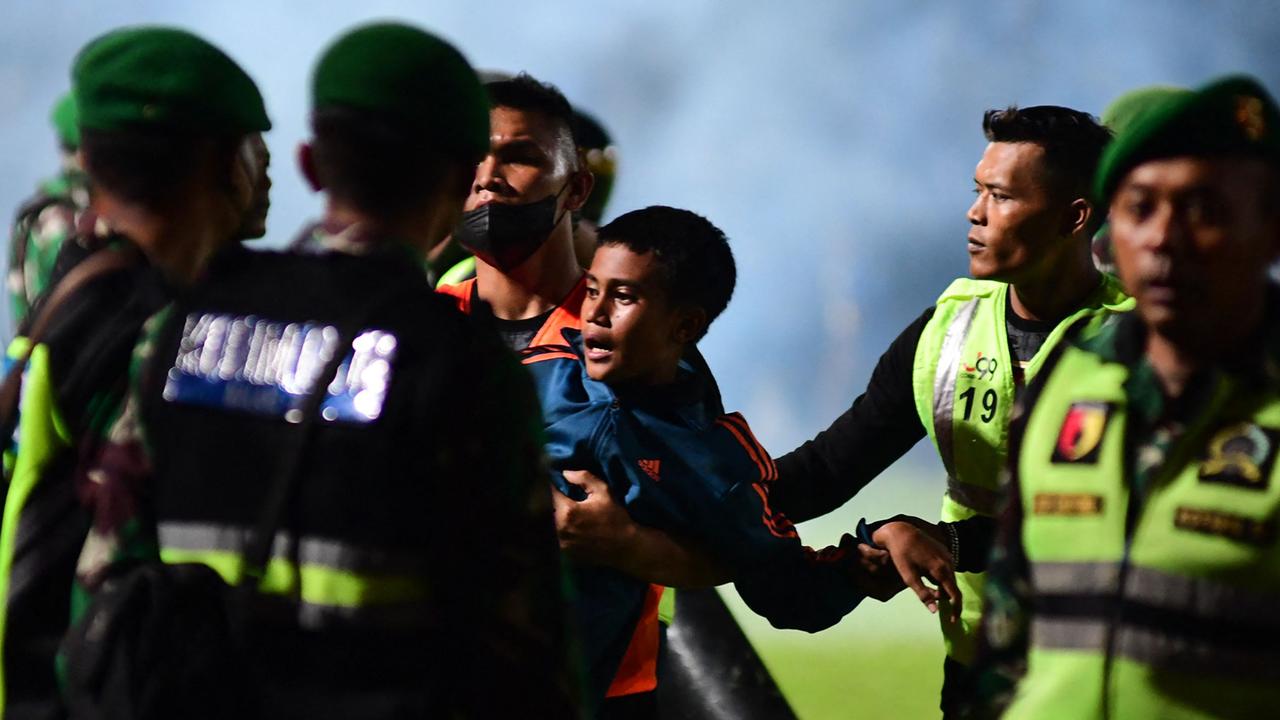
[1005,338,1280,719]
[0,336,71,711]
[437,255,476,288]
[911,276,1132,663]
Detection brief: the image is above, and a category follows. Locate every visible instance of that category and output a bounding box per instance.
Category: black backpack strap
[234,324,354,596]
[0,246,140,443]
[230,282,421,612]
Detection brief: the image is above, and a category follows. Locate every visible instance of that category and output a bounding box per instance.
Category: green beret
[50,92,80,149]
[1101,85,1190,136]
[72,26,270,135]
[1095,75,1280,203]
[312,22,488,162]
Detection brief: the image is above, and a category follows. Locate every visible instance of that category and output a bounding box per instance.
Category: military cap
[312,22,488,162]
[1095,75,1280,202]
[50,92,80,149]
[72,26,269,135]
[1101,85,1191,137]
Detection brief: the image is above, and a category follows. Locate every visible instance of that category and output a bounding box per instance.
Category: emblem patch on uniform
[962,351,999,381]
[1236,95,1267,141]
[162,312,398,424]
[1174,506,1275,546]
[1051,401,1113,464]
[1033,493,1104,516]
[1198,422,1278,490]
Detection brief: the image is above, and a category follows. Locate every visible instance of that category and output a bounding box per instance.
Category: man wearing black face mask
[437,74,595,351]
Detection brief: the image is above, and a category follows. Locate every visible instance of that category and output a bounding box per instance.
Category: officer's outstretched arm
[771,307,934,523]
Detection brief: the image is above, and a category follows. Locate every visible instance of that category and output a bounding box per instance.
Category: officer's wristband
[855,517,883,549]
[940,521,960,568]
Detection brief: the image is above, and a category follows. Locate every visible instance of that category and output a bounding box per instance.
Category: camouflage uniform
[8,169,91,327]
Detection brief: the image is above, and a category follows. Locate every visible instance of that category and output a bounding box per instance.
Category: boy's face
[582,243,696,386]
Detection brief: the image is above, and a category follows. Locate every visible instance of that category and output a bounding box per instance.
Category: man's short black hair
[81,128,239,210]
[983,105,1113,203]
[597,206,735,341]
[310,106,456,217]
[486,73,577,151]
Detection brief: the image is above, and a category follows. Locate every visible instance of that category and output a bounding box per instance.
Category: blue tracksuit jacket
[522,331,866,703]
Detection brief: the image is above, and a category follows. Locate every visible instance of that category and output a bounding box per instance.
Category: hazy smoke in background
[2,0,1278,466]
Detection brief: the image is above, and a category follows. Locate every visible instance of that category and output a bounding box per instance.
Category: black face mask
[453,184,570,271]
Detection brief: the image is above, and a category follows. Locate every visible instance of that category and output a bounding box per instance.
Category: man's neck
[1009,244,1101,324]
[1145,334,1201,399]
[323,201,443,259]
[1146,293,1269,399]
[107,205,221,287]
[475,229,582,320]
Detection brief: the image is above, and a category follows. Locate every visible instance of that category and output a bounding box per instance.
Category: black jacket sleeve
[771,307,934,523]
[951,515,997,573]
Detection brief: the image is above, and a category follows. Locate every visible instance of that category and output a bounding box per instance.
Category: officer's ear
[562,158,596,213]
[1062,197,1093,239]
[297,142,323,192]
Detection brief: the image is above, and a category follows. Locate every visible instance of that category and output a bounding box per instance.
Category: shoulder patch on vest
[1051,401,1114,464]
[162,312,398,424]
[1198,422,1277,491]
[1174,506,1275,546]
[1033,493,1104,516]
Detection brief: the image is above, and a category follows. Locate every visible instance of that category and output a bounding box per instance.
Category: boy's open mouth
[583,335,614,362]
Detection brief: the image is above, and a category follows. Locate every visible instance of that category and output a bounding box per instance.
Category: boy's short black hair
[310,105,454,217]
[597,206,735,340]
[81,127,240,210]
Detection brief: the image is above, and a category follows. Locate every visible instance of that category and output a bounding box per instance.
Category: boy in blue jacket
[522,206,899,715]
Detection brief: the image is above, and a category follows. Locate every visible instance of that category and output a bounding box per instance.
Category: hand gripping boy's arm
[684,413,903,631]
[553,468,730,588]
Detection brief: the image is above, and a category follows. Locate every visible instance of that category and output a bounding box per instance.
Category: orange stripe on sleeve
[716,416,796,539]
[720,413,777,480]
[715,418,770,481]
[751,482,799,539]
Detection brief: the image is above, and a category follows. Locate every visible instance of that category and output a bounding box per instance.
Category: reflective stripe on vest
[1028,561,1280,683]
[158,522,428,577]
[911,277,1131,663]
[1007,340,1280,719]
[157,521,432,631]
[931,297,979,485]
